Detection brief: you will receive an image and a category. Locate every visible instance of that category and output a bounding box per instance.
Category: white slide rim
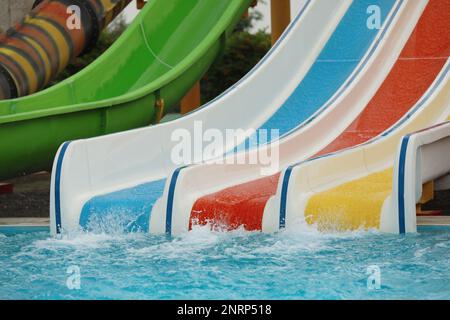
[385,120,450,233]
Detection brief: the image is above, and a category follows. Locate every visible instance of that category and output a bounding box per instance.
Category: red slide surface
[189,0,450,232]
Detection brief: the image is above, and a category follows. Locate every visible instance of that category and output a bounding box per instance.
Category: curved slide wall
[163,0,448,235]
[50,0,355,235]
[0,0,252,180]
[390,120,450,233]
[0,0,131,99]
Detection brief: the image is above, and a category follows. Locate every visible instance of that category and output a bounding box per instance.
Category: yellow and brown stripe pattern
[0,0,131,99]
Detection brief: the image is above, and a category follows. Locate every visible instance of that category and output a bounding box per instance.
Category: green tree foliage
[201,10,271,103]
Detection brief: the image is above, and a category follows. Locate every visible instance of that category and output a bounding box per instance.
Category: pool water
[0,222,449,300]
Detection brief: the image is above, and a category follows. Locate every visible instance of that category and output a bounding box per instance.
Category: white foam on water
[27,228,145,254]
[128,223,253,260]
[414,246,431,258]
[85,207,147,234]
[20,207,386,264]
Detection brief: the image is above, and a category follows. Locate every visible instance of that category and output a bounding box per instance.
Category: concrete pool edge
[0,217,449,228]
[0,217,49,227]
[417,216,450,227]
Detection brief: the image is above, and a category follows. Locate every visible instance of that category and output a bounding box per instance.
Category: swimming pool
[0,223,449,300]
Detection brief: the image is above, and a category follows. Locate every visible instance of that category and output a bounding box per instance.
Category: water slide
[237,0,450,235]
[266,0,450,235]
[0,0,131,99]
[0,0,252,179]
[50,0,404,235]
[158,0,441,236]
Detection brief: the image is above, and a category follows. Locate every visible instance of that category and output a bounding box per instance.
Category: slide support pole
[270,0,291,44]
[137,0,146,9]
[180,81,201,114]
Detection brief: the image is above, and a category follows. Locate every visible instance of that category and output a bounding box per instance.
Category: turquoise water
[0,223,449,300]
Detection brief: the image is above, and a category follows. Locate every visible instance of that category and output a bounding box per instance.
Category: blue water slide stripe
[165,166,187,236]
[397,135,410,234]
[279,166,294,229]
[54,141,71,234]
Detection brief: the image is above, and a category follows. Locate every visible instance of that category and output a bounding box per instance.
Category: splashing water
[0,221,449,300]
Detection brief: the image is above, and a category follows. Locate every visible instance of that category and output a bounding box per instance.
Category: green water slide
[0,0,251,180]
